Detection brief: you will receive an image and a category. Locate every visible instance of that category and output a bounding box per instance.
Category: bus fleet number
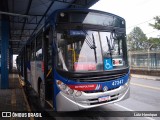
[112,79,124,86]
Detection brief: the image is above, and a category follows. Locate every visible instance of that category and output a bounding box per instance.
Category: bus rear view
[53,9,130,111]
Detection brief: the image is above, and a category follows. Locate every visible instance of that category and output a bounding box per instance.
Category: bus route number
[112,79,124,86]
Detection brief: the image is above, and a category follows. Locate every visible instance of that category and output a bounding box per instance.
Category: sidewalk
[131,74,160,81]
[0,74,31,120]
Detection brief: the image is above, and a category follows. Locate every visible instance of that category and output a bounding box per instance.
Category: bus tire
[39,82,45,108]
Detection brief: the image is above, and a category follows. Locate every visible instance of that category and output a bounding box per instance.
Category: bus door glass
[36,33,43,79]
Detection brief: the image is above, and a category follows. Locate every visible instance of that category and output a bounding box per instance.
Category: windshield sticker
[74,62,96,71]
[112,58,123,66]
[104,58,113,70]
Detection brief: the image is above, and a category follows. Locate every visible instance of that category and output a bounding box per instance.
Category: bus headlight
[61,84,67,90]
[56,80,82,97]
[75,91,82,97]
[68,89,74,95]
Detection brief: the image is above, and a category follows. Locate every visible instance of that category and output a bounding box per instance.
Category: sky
[90,0,160,38]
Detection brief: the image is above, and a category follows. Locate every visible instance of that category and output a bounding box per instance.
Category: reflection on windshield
[57,30,126,72]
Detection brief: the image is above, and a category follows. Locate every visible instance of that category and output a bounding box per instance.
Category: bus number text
[112,79,124,86]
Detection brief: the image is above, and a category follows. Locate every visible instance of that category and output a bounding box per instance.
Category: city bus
[17,9,130,111]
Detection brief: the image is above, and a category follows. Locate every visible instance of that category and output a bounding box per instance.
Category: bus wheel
[39,82,45,108]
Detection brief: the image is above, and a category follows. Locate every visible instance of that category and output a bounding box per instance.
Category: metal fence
[128,50,160,70]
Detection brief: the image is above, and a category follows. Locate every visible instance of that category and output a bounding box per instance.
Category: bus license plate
[98,96,111,102]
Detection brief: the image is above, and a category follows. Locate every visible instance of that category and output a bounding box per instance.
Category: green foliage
[149,16,160,30]
[127,26,160,50]
[147,37,160,50]
[127,27,147,50]
[148,16,160,50]
[127,17,160,51]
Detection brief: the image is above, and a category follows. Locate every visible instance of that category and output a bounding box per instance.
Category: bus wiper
[92,33,97,63]
[106,36,112,57]
[82,30,97,63]
[82,30,96,49]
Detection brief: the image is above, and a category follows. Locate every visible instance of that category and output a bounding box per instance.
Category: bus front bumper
[56,83,130,111]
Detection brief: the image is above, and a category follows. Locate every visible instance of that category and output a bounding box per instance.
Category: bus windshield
[56,30,127,72]
[56,10,127,72]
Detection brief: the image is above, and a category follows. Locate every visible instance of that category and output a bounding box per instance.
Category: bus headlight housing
[56,80,82,97]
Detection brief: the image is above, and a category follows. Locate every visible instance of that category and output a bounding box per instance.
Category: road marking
[131,82,160,91]
[114,103,155,120]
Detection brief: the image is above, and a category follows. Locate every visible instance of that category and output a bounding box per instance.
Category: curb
[131,74,160,81]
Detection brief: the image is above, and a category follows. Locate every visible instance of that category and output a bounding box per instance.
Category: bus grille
[71,73,126,82]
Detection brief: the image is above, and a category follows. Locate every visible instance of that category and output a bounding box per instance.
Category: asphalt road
[26,76,160,120]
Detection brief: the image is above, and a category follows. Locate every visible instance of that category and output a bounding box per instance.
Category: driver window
[100,32,123,57]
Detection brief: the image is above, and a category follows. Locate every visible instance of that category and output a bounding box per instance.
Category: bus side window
[31,41,35,61]
[36,32,43,61]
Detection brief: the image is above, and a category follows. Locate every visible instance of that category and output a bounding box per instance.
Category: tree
[148,16,160,50]
[147,37,160,50]
[127,27,148,50]
[149,16,160,30]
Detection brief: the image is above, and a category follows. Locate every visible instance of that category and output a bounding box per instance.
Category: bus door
[43,27,53,100]
[26,45,31,84]
[35,32,43,83]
